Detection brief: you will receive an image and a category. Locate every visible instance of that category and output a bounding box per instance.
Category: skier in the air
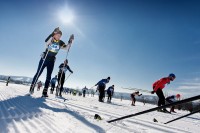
[151,73,176,113]
[130,91,142,106]
[56,59,73,97]
[107,85,115,103]
[166,94,181,113]
[50,75,57,94]
[29,27,73,97]
[95,77,110,102]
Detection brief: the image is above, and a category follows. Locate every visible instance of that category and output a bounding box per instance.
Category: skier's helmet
[169,73,176,81]
[107,77,111,80]
[169,73,176,78]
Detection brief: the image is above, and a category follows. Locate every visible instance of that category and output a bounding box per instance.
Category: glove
[139,94,142,96]
[151,91,155,94]
[71,71,73,74]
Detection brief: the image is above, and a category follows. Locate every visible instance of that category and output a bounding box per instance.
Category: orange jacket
[153,77,170,92]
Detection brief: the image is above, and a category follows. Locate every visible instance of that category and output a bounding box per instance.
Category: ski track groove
[0,85,197,133]
[46,98,147,133]
[47,97,191,133]
[0,88,61,133]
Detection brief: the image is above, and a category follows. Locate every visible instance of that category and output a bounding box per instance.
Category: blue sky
[0,0,200,97]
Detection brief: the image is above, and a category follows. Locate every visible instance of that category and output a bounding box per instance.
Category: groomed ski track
[0,83,199,133]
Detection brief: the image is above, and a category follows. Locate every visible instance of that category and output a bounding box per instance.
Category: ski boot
[29,85,35,95]
[42,88,48,97]
[170,107,177,113]
[163,109,171,114]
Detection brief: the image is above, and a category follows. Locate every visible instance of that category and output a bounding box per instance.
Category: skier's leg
[30,59,46,93]
[59,74,65,96]
[42,61,54,96]
[156,89,164,106]
[133,97,136,105]
[56,73,61,96]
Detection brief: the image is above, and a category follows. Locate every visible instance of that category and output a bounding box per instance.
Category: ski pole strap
[107,95,200,123]
[164,108,200,124]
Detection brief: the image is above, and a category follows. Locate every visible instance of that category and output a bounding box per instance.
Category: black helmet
[107,77,110,80]
[169,73,176,78]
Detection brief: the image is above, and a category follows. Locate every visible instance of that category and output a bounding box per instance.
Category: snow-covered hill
[0,82,199,133]
[0,75,33,83]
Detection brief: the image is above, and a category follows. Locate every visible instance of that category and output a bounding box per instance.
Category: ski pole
[107,95,200,123]
[31,50,50,92]
[57,34,74,91]
[164,109,200,124]
[64,73,72,82]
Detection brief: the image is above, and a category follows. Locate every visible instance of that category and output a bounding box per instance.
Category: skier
[37,81,42,91]
[82,86,88,97]
[166,94,181,113]
[50,75,57,94]
[151,73,176,113]
[130,91,142,106]
[6,77,10,86]
[29,27,73,97]
[95,77,110,102]
[56,59,73,97]
[107,85,114,103]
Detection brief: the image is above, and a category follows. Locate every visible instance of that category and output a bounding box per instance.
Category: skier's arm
[67,66,73,73]
[59,63,64,69]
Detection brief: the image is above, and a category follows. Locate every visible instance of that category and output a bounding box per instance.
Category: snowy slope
[0,82,199,133]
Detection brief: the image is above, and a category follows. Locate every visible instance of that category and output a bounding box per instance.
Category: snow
[0,82,199,133]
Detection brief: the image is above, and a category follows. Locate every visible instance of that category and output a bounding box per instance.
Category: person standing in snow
[166,94,181,113]
[37,81,42,91]
[107,85,115,103]
[50,75,57,94]
[130,91,142,106]
[151,73,176,113]
[82,86,88,97]
[95,77,110,102]
[6,77,10,86]
[56,59,73,97]
[30,27,73,97]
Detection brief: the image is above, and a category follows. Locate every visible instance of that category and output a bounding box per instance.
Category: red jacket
[153,77,170,92]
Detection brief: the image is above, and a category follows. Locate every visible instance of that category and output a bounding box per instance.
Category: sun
[58,8,75,25]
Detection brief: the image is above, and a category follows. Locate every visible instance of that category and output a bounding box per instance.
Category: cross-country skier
[50,75,57,94]
[130,91,142,106]
[166,94,181,113]
[56,59,73,97]
[107,85,114,103]
[6,77,10,86]
[37,81,42,91]
[29,27,72,97]
[151,73,176,113]
[95,77,110,102]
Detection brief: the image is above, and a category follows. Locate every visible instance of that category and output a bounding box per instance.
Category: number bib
[48,42,60,53]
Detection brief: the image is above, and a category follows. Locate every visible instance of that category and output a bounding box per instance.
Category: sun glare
[58,8,75,25]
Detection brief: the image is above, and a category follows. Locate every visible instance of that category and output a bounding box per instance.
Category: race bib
[48,43,60,53]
